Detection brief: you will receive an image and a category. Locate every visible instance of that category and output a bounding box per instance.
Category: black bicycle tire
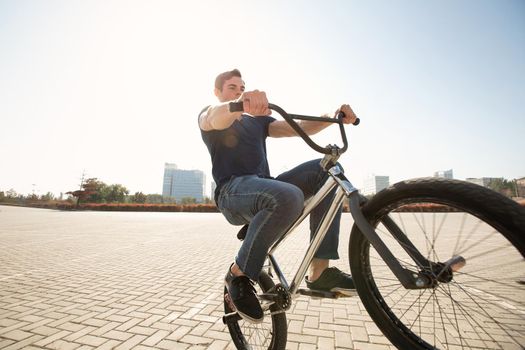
[224,271,288,350]
[349,177,525,349]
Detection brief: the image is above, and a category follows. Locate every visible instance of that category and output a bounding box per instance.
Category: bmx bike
[222,102,525,349]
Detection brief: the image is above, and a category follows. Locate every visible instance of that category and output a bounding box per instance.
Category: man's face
[215,76,245,102]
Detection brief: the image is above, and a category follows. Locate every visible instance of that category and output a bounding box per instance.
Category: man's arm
[199,90,271,131]
[268,119,330,138]
[268,104,357,138]
[199,103,242,131]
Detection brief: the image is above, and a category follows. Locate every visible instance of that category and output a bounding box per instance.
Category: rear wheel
[224,271,287,350]
[349,178,525,349]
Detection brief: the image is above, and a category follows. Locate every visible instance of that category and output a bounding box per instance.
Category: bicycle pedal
[297,288,338,299]
[331,288,358,298]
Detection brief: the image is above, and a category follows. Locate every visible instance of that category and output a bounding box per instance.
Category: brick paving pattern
[0,205,394,349]
[1,205,523,349]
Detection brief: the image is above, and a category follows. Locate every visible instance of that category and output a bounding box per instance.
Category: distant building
[363,175,389,195]
[434,169,453,179]
[465,177,499,187]
[211,181,217,198]
[162,163,205,202]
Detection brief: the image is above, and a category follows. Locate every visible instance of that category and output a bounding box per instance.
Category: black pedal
[297,288,338,299]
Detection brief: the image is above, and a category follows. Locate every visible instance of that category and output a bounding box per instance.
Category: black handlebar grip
[337,112,360,126]
[228,101,244,113]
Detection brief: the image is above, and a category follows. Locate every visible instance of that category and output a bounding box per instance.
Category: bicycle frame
[223,102,438,321]
[259,105,440,302]
[264,157,435,304]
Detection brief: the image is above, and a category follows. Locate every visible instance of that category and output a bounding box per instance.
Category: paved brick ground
[0,205,395,349]
[1,205,523,349]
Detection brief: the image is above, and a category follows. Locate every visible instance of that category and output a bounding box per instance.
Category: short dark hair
[215,69,242,91]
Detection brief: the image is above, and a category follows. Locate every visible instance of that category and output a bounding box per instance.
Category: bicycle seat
[237,224,248,241]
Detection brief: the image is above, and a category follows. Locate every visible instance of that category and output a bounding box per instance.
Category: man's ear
[214,88,221,98]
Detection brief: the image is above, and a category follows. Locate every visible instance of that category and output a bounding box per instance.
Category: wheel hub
[424,256,467,286]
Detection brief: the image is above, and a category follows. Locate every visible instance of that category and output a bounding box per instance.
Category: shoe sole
[224,283,265,324]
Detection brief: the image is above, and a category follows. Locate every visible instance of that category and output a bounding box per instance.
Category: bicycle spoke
[403,289,434,328]
[452,280,525,324]
[430,213,439,263]
[435,211,448,244]
[375,225,426,270]
[461,241,514,261]
[451,212,467,256]
[435,284,505,349]
[373,282,407,289]
[455,271,525,304]
[453,219,484,256]
[370,251,418,270]
[418,289,422,342]
[411,211,438,264]
[438,284,467,349]
[381,287,415,309]
[441,283,494,349]
[447,281,523,346]
[457,258,523,274]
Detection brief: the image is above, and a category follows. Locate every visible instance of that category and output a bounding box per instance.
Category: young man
[199,69,358,323]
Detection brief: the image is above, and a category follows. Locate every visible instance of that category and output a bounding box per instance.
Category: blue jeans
[217,159,342,280]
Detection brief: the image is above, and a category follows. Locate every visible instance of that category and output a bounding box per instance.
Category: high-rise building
[162,163,205,202]
[362,175,389,195]
[434,169,453,179]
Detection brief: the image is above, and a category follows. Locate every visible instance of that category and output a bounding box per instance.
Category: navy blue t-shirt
[199,106,275,201]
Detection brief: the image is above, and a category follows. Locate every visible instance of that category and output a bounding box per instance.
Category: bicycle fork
[348,188,466,289]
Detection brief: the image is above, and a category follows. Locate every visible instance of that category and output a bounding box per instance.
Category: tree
[66,189,92,206]
[105,184,129,203]
[487,178,516,197]
[163,196,177,204]
[180,197,197,205]
[130,191,147,203]
[40,192,55,201]
[66,178,102,205]
[146,194,164,204]
[82,178,107,203]
[0,191,5,201]
[27,193,39,201]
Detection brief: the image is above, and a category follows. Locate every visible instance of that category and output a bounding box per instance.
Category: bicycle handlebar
[229,101,359,155]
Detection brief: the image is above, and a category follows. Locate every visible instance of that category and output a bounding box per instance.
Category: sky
[1,0,524,197]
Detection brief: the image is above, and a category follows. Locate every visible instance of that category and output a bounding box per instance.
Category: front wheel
[224,271,287,350]
[349,178,525,349]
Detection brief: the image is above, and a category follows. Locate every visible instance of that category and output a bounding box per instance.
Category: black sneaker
[225,268,264,323]
[306,267,356,296]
